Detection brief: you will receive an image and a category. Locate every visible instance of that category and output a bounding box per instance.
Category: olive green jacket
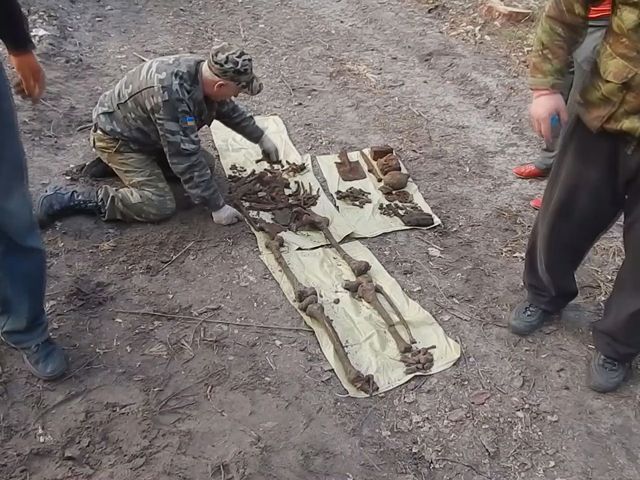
[529,0,640,137]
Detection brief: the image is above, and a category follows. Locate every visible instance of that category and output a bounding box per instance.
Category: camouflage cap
[207,43,263,96]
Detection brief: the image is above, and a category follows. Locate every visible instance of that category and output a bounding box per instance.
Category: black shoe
[36,186,103,227]
[509,301,554,336]
[21,338,68,381]
[82,158,117,178]
[588,352,630,393]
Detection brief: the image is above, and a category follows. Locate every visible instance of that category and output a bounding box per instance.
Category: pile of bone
[401,346,435,374]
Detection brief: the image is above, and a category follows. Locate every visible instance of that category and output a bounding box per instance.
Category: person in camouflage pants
[36,44,280,226]
[510,0,640,393]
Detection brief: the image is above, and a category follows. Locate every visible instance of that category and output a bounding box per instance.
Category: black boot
[36,186,103,227]
[509,301,555,336]
[21,337,68,381]
[588,352,630,393]
[82,157,117,178]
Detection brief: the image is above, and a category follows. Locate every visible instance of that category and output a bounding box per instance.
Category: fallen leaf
[447,408,466,422]
[469,390,491,405]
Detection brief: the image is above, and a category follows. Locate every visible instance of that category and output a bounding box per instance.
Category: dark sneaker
[36,186,103,227]
[82,158,117,178]
[588,352,630,393]
[509,302,554,336]
[21,338,68,381]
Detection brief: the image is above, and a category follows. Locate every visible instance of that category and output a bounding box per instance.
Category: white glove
[211,204,242,225]
[259,134,280,164]
[529,90,568,145]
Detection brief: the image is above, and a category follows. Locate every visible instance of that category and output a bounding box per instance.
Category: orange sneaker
[530,197,542,210]
[513,163,549,179]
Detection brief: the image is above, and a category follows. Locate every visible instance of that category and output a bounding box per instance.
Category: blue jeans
[0,63,49,349]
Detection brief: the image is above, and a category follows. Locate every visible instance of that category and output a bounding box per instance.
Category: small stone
[427,247,442,258]
[63,447,81,460]
[511,374,525,389]
[275,340,283,348]
[547,414,559,423]
[129,457,146,470]
[447,408,466,422]
[333,298,340,304]
[404,392,416,404]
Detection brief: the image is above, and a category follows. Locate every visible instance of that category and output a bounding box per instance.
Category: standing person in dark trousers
[511,0,611,210]
[510,0,640,393]
[0,0,68,379]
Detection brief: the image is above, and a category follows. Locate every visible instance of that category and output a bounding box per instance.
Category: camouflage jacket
[93,55,265,211]
[529,0,640,138]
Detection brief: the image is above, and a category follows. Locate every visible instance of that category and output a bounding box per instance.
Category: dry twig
[132,52,150,62]
[115,309,312,332]
[157,241,195,273]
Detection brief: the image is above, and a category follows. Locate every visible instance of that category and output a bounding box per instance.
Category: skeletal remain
[292,209,371,277]
[266,236,316,302]
[344,276,412,353]
[260,221,286,239]
[282,161,307,176]
[382,190,413,203]
[359,151,382,182]
[378,202,434,227]
[305,302,378,395]
[266,234,378,395]
[377,153,402,176]
[382,171,410,191]
[375,284,417,344]
[256,154,283,166]
[335,187,372,208]
[230,169,319,225]
[401,346,435,374]
[232,200,261,231]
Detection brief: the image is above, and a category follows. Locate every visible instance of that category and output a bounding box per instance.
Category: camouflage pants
[91,129,176,222]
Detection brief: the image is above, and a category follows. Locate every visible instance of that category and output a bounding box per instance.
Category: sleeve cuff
[528,77,564,92]
[245,126,265,144]
[207,193,226,212]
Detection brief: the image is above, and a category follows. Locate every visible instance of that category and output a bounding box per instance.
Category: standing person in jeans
[511,0,611,210]
[0,0,68,379]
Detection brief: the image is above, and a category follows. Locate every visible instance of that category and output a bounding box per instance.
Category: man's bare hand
[9,51,45,102]
[530,90,568,145]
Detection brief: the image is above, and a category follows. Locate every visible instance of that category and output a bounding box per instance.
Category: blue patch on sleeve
[181,116,196,127]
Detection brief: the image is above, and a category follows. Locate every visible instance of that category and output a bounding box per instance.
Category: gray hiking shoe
[588,352,630,393]
[509,301,554,336]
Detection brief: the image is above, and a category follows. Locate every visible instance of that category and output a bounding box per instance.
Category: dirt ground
[1,0,637,479]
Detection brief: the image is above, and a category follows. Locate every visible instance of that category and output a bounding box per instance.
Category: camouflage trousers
[91,129,176,222]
